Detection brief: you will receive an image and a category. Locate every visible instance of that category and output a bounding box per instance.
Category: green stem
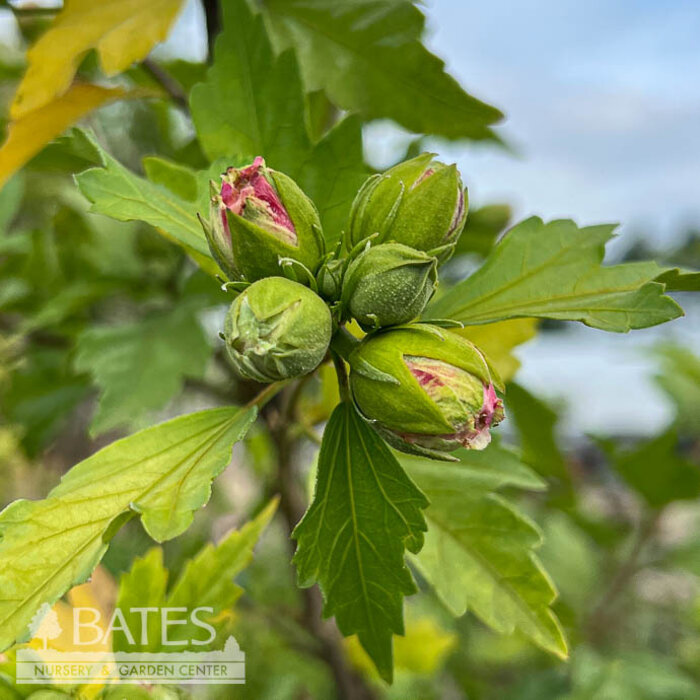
[332,352,350,403]
[245,381,286,410]
[330,326,360,361]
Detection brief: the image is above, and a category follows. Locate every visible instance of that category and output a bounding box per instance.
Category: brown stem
[142,59,189,110]
[584,510,660,642]
[201,0,221,63]
[268,384,376,700]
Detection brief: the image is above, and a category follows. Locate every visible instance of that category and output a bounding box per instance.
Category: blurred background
[1,1,700,699]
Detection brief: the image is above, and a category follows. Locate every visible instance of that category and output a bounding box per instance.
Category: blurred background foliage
[0,1,699,699]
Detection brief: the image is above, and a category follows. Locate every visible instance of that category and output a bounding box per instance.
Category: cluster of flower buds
[201,153,504,458]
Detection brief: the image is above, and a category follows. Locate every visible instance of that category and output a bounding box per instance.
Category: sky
[419,0,700,250]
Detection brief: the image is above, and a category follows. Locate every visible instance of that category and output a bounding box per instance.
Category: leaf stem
[142,59,189,110]
[244,381,286,410]
[332,352,351,403]
[330,325,360,361]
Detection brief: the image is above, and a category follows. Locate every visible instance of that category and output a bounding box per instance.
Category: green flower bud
[206,157,324,282]
[224,277,332,383]
[348,153,468,260]
[316,257,345,302]
[341,242,438,329]
[349,325,504,460]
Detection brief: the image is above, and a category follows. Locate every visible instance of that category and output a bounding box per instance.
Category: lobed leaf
[263,0,503,141]
[190,0,310,175]
[293,403,428,682]
[601,429,700,508]
[297,115,367,244]
[429,217,683,332]
[655,267,700,291]
[115,499,278,652]
[0,406,257,651]
[505,383,570,486]
[74,303,212,436]
[75,132,216,269]
[404,447,568,660]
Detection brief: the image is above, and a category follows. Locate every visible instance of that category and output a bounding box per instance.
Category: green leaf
[453,203,512,258]
[404,446,568,660]
[74,131,212,262]
[400,442,547,494]
[0,406,257,651]
[566,648,700,700]
[429,217,683,332]
[653,344,700,433]
[263,0,503,141]
[505,383,570,486]
[27,126,103,174]
[21,281,114,333]
[113,548,168,653]
[2,348,89,458]
[538,512,600,615]
[656,267,700,291]
[297,115,367,244]
[601,429,700,508]
[115,499,278,652]
[142,156,199,202]
[74,303,212,436]
[293,402,428,682]
[190,0,310,174]
[0,174,24,233]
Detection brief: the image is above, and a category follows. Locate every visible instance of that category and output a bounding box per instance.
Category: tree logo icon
[28,603,62,650]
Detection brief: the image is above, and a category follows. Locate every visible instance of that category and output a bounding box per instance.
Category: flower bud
[349,325,504,460]
[341,243,437,329]
[206,157,324,282]
[224,277,332,383]
[316,257,345,302]
[348,153,467,260]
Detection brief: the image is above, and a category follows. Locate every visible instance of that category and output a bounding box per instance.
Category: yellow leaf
[0,83,125,190]
[11,0,184,118]
[455,318,538,382]
[393,617,458,674]
[345,614,457,678]
[25,569,116,695]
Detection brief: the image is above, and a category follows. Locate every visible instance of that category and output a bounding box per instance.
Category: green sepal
[348,154,467,256]
[340,242,438,329]
[279,256,318,291]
